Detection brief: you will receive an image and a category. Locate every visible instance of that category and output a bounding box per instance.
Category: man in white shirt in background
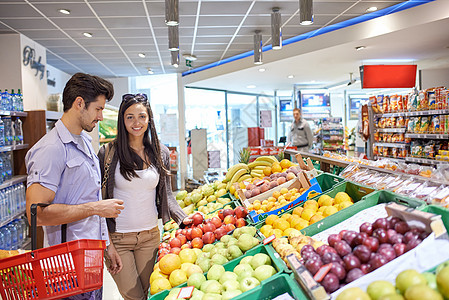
[287,108,313,152]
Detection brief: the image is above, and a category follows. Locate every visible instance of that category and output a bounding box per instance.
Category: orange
[292,206,304,216]
[263,166,272,176]
[272,163,282,173]
[273,191,281,199]
[280,159,291,169]
[159,254,181,275]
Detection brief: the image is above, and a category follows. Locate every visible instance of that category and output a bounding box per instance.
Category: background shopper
[98,93,188,300]
[287,108,313,152]
[25,73,124,300]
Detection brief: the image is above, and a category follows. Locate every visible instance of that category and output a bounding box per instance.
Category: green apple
[250,253,271,270]
[239,277,260,292]
[222,290,242,300]
[396,270,427,294]
[422,272,437,290]
[204,280,222,294]
[254,265,276,282]
[211,254,228,265]
[405,284,443,300]
[228,245,243,260]
[203,293,222,300]
[437,266,449,298]
[187,273,206,290]
[240,256,253,265]
[207,265,225,281]
[234,263,253,276]
[219,271,238,285]
[222,280,241,292]
[367,281,396,300]
[378,295,404,300]
[336,288,370,300]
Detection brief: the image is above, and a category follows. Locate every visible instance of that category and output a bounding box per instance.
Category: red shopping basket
[0,203,106,300]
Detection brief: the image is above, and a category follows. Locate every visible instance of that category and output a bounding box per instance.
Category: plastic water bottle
[7,222,17,249]
[0,227,4,249]
[18,89,23,112]
[0,155,4,184]
[2,117,12,146]
[20,217,28,242]
[14,118,23,145]
[0,190,6,222]
[6,187,13,216]
[14,219,22,246]
[0,117,5,147]
[9,90,15,111]
[0,226,10,249]
[4,153,12,180]
[20,184,26,211]
[1,90,10,111]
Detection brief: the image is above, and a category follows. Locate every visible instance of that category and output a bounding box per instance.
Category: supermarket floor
[103,267,123,300]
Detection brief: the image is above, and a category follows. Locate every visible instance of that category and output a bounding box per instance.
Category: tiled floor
[103,267,123,300]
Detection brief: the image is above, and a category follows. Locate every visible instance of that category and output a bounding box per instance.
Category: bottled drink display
[0,216,28,250]
[0,152,13,181]
[0,183,26,225]
[0,89,24,112]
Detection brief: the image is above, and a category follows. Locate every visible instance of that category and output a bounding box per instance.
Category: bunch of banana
[224,163,250,189]
[247,156,279,178]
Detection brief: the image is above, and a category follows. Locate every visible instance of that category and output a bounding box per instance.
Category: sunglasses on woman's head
[122,93,148,103]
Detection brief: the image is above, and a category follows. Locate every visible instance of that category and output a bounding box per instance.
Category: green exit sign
[186,60,192,67]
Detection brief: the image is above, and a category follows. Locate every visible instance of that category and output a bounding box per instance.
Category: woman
[98,93,188,300]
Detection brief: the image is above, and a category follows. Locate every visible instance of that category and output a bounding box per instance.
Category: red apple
[234,206,248,219]
[235,218,246,228]
[169,237,181,248]
[175,229,183,236]
[181,243,192,250]
[158,249,169,260]
[218,210,224,221]
[222,209,234,218]
[203,223,216,233]
[225,223,236,232]
[214,227,227,240]
[178,234,187,245]
[181,229,187,236]
[202,232,215,244]
[198,224,205,233]
[191,227,203,239]
[185,228,192,241]
[158,242,169,250]
[169,247,181,255]
[210,217,222,229]
[191,237,204,249]
[192,213,204,226]
[224,215,236,225]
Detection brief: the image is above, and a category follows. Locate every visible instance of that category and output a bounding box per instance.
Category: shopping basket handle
[30,203,50,251]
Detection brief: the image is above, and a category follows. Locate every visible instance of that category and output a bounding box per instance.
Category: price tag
[313,263,332,282]
[177,286,194,299]
[263,234,276,245]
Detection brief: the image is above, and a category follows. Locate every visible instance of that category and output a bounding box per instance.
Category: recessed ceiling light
[300,20,313,26]
[58,9,71,15]
[355,46,366,51]
[138,53,146,58]
[183,54,197,61]
[146,67,154,74]
[366,6,378,12]
[287,75,294,79]
[246,85,256,89]
[258,68,266,72]
[83,32,93,38]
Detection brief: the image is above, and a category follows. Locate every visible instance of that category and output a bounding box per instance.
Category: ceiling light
[138,53,146,58]
[288,75,294,79]
[300,0,313,25]
[83,32,93,38]
[271,8,282,50]
[355,46,366,51]
[168,26,179,51]
[254,30,263,65]
[147,67,154,74]
[171,50,179,68]
[258,68,266,72]
[183,54,197,61]
[58,9,71,15]
[165,0,179,26]
[247,85,256,89]
[366,6,378,12]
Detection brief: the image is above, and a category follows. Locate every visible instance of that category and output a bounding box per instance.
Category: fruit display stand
[311,173,345,195]
[149,244,285,300]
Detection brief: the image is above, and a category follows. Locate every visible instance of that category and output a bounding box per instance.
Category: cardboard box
[247,147,260,156]
[269,147,280,156]
[238,172,322,223]
[260,148,270,156]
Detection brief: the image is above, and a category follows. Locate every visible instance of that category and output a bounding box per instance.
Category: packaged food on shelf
[409,180,442,201]
[418,90,428,110]
[427,89,436,110]
[394,179,426,196]
[427,185,449,207]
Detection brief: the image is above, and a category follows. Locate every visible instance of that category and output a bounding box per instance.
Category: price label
[263,234,276,245]
[313,263,332,282]
[177,286,194,299]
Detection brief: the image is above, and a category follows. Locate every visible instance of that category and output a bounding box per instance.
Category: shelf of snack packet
[374,108,449,118]
[373,142,409,149]
[405,133,449,139]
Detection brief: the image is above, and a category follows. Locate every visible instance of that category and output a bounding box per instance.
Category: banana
[250,170,264,178]
[224,163,249,182]
[255,156,279,164]
[227,169,248,189]
[253,166,268,171]
[237,174,252,182]
[248,160,271,168]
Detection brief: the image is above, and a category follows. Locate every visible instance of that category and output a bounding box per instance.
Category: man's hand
[105,243,122,275]
[93,199,124,218]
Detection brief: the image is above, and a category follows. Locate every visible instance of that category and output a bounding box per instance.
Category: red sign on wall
[360,65,417,89]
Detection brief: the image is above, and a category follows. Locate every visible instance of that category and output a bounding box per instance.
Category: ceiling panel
[200,1,254,15]
[344,1,403,15]
[94,16,148,28]
[0,4,43,18]
[91,2,150,16]
[0,18,54,30]
[32,3,94,18]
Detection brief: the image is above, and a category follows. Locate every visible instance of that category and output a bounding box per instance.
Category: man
[25,73,124,300]
[287,108,313,152]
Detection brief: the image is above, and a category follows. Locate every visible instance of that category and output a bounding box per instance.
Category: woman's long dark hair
[115,96,169,181]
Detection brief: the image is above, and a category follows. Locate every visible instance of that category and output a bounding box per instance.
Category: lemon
[323,206,338,217]
[338,201,354,210]
[303,200,319,212]
[334,192,352,204]
[265,214,279,225]
[274,219,290,231]
[318,194,333,207]
[292,206,304,216]
[260,224,273,236]
[283,228,296,237]
[318,206,327,213]
[273,229,283,238]
[309,214,324,224]
[301,208,315,221]
[294,218,309,230]
[280,187,289,195]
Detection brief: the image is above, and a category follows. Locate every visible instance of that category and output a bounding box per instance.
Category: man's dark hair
[62,73,114,112]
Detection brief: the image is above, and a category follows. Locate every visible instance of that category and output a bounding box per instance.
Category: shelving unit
[0,209,26,228]
[374,108,449,118]
[320,117,345,154]
[373,142,409,148]
[0,144,29,152]
[405,133,449,139]
[405,157,448,165]
[0,175,27,190]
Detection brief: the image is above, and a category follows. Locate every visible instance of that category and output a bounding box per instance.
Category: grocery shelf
[375,128,406,133]
[405,157,449,165]
[45,110,63,120]
[0,111,27,117]
[374,142,409,148]
[0,208,26,228]
[374,108,449,118]
[21,237,31,250]
[405,133,449,139]
[0,175,27,190]
[0,144,29,152]
[374,156,406,163]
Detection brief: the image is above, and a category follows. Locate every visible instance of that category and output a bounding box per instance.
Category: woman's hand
[105,242,123,275]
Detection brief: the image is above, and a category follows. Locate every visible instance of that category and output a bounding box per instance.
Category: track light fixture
[271,8,282,50]
[254,30,263,65]
[165,0,179,26]
[171,50,179,68]
[147,67,154,74]
[168,26,179,51]
[299,0,313,25]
